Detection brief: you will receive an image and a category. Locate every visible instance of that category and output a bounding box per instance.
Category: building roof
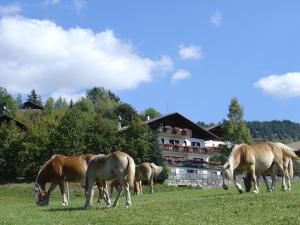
[119,112,219,140]
[22,101,44,110]
[206,124,224,138]
[0,114,27,131]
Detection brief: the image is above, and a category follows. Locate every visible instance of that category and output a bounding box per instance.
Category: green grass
[1,182,300,225]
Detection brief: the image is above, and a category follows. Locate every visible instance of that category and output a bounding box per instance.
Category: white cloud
[74,0,86,14]
[178,45,202,60]
[0,3,21,17]
[210,10,222,27]
[171,70,191,83]
[0,16,173,100]
[255,73,300,98]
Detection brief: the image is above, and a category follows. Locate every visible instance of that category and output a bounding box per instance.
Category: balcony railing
[160,144,209,154]
[157,126,192,137]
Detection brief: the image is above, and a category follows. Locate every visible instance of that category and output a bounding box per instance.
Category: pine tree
[27,89,43,106]
[223,97,253,145]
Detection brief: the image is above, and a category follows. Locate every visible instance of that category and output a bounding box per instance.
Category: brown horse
[84,151,135,208]
[243,157,294,192]
[34,154,103,206]
[222,141,299,193]
[134,162,163,195]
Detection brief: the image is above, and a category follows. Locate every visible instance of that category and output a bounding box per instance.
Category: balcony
[160,144,209,154]
[157,126,192,138]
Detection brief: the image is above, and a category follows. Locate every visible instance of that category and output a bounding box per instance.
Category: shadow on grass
[47,206,110,212]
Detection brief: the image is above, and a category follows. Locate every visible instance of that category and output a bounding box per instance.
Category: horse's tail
[288,158,294,177]
[127,156,135,188]
[276,142,300,160]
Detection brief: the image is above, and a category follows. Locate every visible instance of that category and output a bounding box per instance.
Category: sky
[1,1,300,123]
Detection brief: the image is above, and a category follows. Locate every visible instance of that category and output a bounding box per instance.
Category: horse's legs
[58,182,69,206]
[96,183,104,203]
[270,166,276,192]
[139,181,143,195]
[283,159,291,191]
[233,174,244,193]
[44,183,57,205]
[103,186,111,207]
[276,161,288,192]
[124,182,132,208]
[84,178,95,209]
[112,183,123,208]
[261,175,271,192]
[150,176,155,193]
[249,165,259,193]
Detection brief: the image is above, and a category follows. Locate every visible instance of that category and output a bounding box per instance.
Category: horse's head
[221,162,233,190]
[33,184,48,206]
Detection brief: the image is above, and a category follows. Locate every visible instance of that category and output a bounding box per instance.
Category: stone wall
[166,173,300,189]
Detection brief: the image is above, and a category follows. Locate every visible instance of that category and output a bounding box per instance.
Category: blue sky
[1,1,300,123]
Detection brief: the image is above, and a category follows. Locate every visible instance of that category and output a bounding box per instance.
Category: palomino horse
[110,162,163,195]
[222,141,299,193]
[134,162,163,195]
[34,154,103,206]
[243,157,294,192]
[84,151,135,208]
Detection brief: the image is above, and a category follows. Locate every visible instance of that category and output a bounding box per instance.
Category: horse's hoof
[238,189,244,194]
[267,189,273,193]
[62,202,68,207]
[252,190,259,194]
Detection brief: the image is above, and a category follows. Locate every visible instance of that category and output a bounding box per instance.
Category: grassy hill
[1,182,300,225]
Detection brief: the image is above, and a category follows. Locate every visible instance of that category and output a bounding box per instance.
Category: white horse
[84,151,135,208]
[222,141,299,193]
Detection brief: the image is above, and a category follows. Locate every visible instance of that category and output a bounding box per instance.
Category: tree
[141,108,161,121]
[119,118,163,165]
[27,89,43,106]
[0,122,24,179]
[54,97,68,109]
[114,103,138,127]
[45,97,54,114]
[223,97,253,145]
[15,94,23,109]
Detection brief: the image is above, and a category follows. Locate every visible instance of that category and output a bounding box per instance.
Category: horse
[222,141,299,194]
[34,154,104,206]
[134,162,163,195]
[109,162,163,196]
[84,151,135,208]
[243,157,294,192]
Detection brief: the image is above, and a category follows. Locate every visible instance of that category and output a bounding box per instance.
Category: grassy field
[1,182,300,225]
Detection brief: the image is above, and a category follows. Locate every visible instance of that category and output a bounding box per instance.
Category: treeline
[198,120,300,143]
[247,120,300,143]
[0,87,165,180]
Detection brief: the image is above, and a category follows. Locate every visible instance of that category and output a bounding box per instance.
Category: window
[169,139,179,145]
[161,138,165,144]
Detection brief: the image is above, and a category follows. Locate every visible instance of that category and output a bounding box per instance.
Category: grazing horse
[34,154,103,206]
[222,141,299,194]
[134,162,163,195]
[110,162,163,196]
[84,151,135,208]
[243,157,294,192]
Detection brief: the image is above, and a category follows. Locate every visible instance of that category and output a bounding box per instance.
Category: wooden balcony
[157,126,192,138]
[160,144,209,154]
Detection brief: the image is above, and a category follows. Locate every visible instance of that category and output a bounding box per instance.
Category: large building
[119,112,223,169]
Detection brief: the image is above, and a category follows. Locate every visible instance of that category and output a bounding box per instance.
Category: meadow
[1,182,300,225]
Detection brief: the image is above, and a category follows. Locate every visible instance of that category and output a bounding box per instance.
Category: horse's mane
[36,155,59,183]
[150,163,163,176]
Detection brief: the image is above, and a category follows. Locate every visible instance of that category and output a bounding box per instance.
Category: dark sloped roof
[22,101,44,110]
[206,124,224,138]
[119,112,219,140]
[0,114,27,131]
